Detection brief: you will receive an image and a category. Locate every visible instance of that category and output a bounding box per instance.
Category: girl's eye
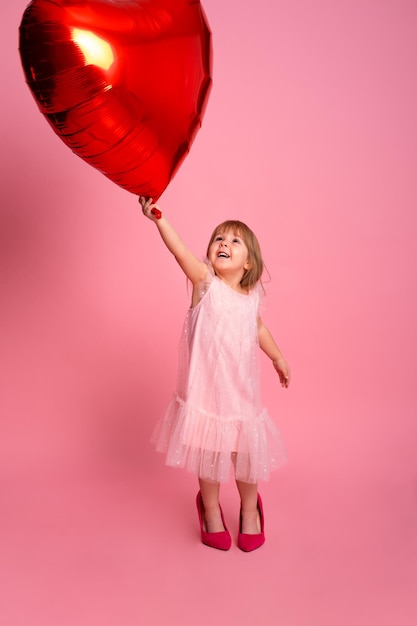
[215,236,223,241]
[233,238,240,243]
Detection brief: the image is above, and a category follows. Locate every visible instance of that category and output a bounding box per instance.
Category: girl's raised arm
[139,196,207,285]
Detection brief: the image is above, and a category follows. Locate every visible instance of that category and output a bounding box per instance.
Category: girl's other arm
[139,196,207,285]
[257,317,291,388]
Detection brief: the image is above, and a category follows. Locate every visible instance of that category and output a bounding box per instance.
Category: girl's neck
[215,271,248,295]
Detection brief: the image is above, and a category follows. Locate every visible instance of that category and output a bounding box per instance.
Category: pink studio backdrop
[1,1,416,626]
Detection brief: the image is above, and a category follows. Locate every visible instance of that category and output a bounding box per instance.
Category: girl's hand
[138,196,162,220]
[273,356,291,388]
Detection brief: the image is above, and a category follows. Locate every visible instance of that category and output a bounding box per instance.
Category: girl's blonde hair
[206,220,264,289]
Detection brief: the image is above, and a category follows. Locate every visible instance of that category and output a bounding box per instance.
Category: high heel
[196,491,232,551]
[238,494,265,552]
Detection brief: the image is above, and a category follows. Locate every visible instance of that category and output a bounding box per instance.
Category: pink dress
[152,266,286,483]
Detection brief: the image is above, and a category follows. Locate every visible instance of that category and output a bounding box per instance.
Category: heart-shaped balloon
[19,0,212,199]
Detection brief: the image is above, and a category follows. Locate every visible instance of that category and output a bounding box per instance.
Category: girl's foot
[240,508,261,534]
[202,504,227,533]
[198,479,226,532]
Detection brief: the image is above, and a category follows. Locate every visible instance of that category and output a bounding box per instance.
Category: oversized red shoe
[196,491,232,551]
[238,494,265,552]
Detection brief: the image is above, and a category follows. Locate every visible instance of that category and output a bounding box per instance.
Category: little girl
[139,196,290,552]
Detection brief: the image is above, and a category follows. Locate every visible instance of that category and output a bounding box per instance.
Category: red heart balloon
[19,0,212,199]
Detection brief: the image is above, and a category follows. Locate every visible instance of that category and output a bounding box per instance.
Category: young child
[139,196,290,551]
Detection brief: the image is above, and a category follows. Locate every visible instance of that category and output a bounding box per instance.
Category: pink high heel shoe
[196,491,232,551]
[238,494,265,552]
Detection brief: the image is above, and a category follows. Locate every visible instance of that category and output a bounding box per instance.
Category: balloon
[18,0,212,199]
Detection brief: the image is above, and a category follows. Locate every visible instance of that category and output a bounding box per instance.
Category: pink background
[1,1,417,624]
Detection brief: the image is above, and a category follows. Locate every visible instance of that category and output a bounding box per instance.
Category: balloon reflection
[71,29,115,71]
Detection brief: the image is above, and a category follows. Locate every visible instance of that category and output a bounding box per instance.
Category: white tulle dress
[151,265,286,483]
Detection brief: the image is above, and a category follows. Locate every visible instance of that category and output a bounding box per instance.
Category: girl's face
[208,229,251,278]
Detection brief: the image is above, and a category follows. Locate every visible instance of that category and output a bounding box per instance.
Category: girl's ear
[244,258,251,270]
